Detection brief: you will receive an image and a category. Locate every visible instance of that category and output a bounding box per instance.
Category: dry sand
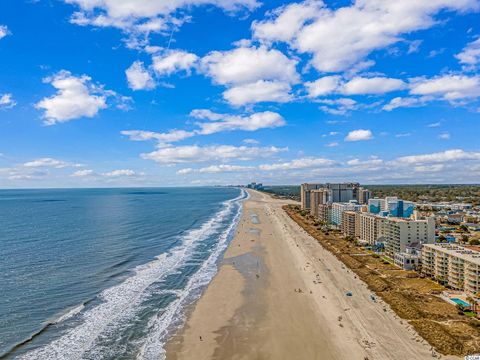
[165,190,459,360]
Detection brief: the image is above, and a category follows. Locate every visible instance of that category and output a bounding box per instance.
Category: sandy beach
[165,189,457,360]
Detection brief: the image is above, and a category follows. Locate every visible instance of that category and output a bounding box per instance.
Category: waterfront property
[422,244,480,298]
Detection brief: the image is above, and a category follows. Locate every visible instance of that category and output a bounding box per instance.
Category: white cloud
[383,96,427,111]
[23,157,82,168]
[141,145,287,164]
[126,61,156,90]
[254,0,480,72]
[438,132,451,140]
[198,164,254,173]
[305,76,341,97]
[152,50,198,76]
[121,129,195,143]
[65,0,260,37]
[35,70,108,125]
[223,80,292,106]
[341,77,406,95]
[259,157,335,171]
[428,122,442,127]
[200,46,299,85]
[176,168,193,175]
[393,149,480,165]
[455,37,480,68]
[71,169,94,177]
[191,109,286,134]
[0,93,16,109]
[0,25,10,40]
[413,164,445,173]
[102,169,137,177]
[346,157,384,169]
[122,110,285,145]
[410,75,480,101]
[345,129,373,142]
[318,98,357,115]
[243,138,259,144]
[252,1,325,43]
[325,142,339,147]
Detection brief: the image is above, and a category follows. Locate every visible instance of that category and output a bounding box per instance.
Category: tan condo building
[422,244,480,298]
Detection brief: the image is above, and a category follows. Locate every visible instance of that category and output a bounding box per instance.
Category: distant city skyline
[1,1,480,188]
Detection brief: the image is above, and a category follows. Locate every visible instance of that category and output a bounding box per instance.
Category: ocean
[0,187,245,359]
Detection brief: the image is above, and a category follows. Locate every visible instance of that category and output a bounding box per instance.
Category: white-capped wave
[137,190,245,360]
[18,189,246,360]
[53,303,86,324]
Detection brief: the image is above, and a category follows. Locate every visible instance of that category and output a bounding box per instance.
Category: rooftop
[423,244,480,266]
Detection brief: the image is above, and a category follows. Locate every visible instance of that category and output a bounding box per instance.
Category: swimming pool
[451,298,470,307]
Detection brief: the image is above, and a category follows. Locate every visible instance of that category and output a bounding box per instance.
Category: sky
[1,0,480,188]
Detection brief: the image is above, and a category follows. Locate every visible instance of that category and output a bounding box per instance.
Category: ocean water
[0,187,245,359]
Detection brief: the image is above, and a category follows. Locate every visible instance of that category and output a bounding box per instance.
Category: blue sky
[1,0,480,187]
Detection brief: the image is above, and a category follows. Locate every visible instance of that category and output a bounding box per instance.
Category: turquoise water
[0,187,245,359]
[451,298,470,307]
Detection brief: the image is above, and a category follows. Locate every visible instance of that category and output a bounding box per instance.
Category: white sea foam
[137,190,245,360]
[53,304,86,324]
[18,189,245,360]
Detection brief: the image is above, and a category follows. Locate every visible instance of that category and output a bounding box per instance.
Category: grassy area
[284,204,480,356]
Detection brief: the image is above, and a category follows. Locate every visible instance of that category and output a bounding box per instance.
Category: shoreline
[165,189,458,359]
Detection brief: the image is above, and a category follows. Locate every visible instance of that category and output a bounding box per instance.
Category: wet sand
[165,189,458,360]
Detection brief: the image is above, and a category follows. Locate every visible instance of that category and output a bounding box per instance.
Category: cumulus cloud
[200,46,299,85]
[383,96,428,111]
[438,132,451,140]
[191,109,285,134]
[345,129,373,142]
[223,80,292,105]
[122,110,285,146]
[121,129,195,143]
[126,61,156,90]
[0,93,16,109]
[253,0,479,72]
[305,76,341,97]
[198,164,255,173]
[305,76,405,98]
[252,1,324,43]
[141,145,288,164]
[455,37,480,68]
[65,0,260,42]
[0,25,10,39]
[71,169,94,177]
[341,77,406,95]
[152,50,198,76]
[410,74,480,101]
[35,71,109,125]
[393,149,480,165]
[0,25,10,40]
[318,98,358,115]
[259,157,335,171]
[102,169,138,177]
[23,157,82,168]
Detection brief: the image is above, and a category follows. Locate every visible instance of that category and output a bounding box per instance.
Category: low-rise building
[394,247,422,270]
[422,244,480,298]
